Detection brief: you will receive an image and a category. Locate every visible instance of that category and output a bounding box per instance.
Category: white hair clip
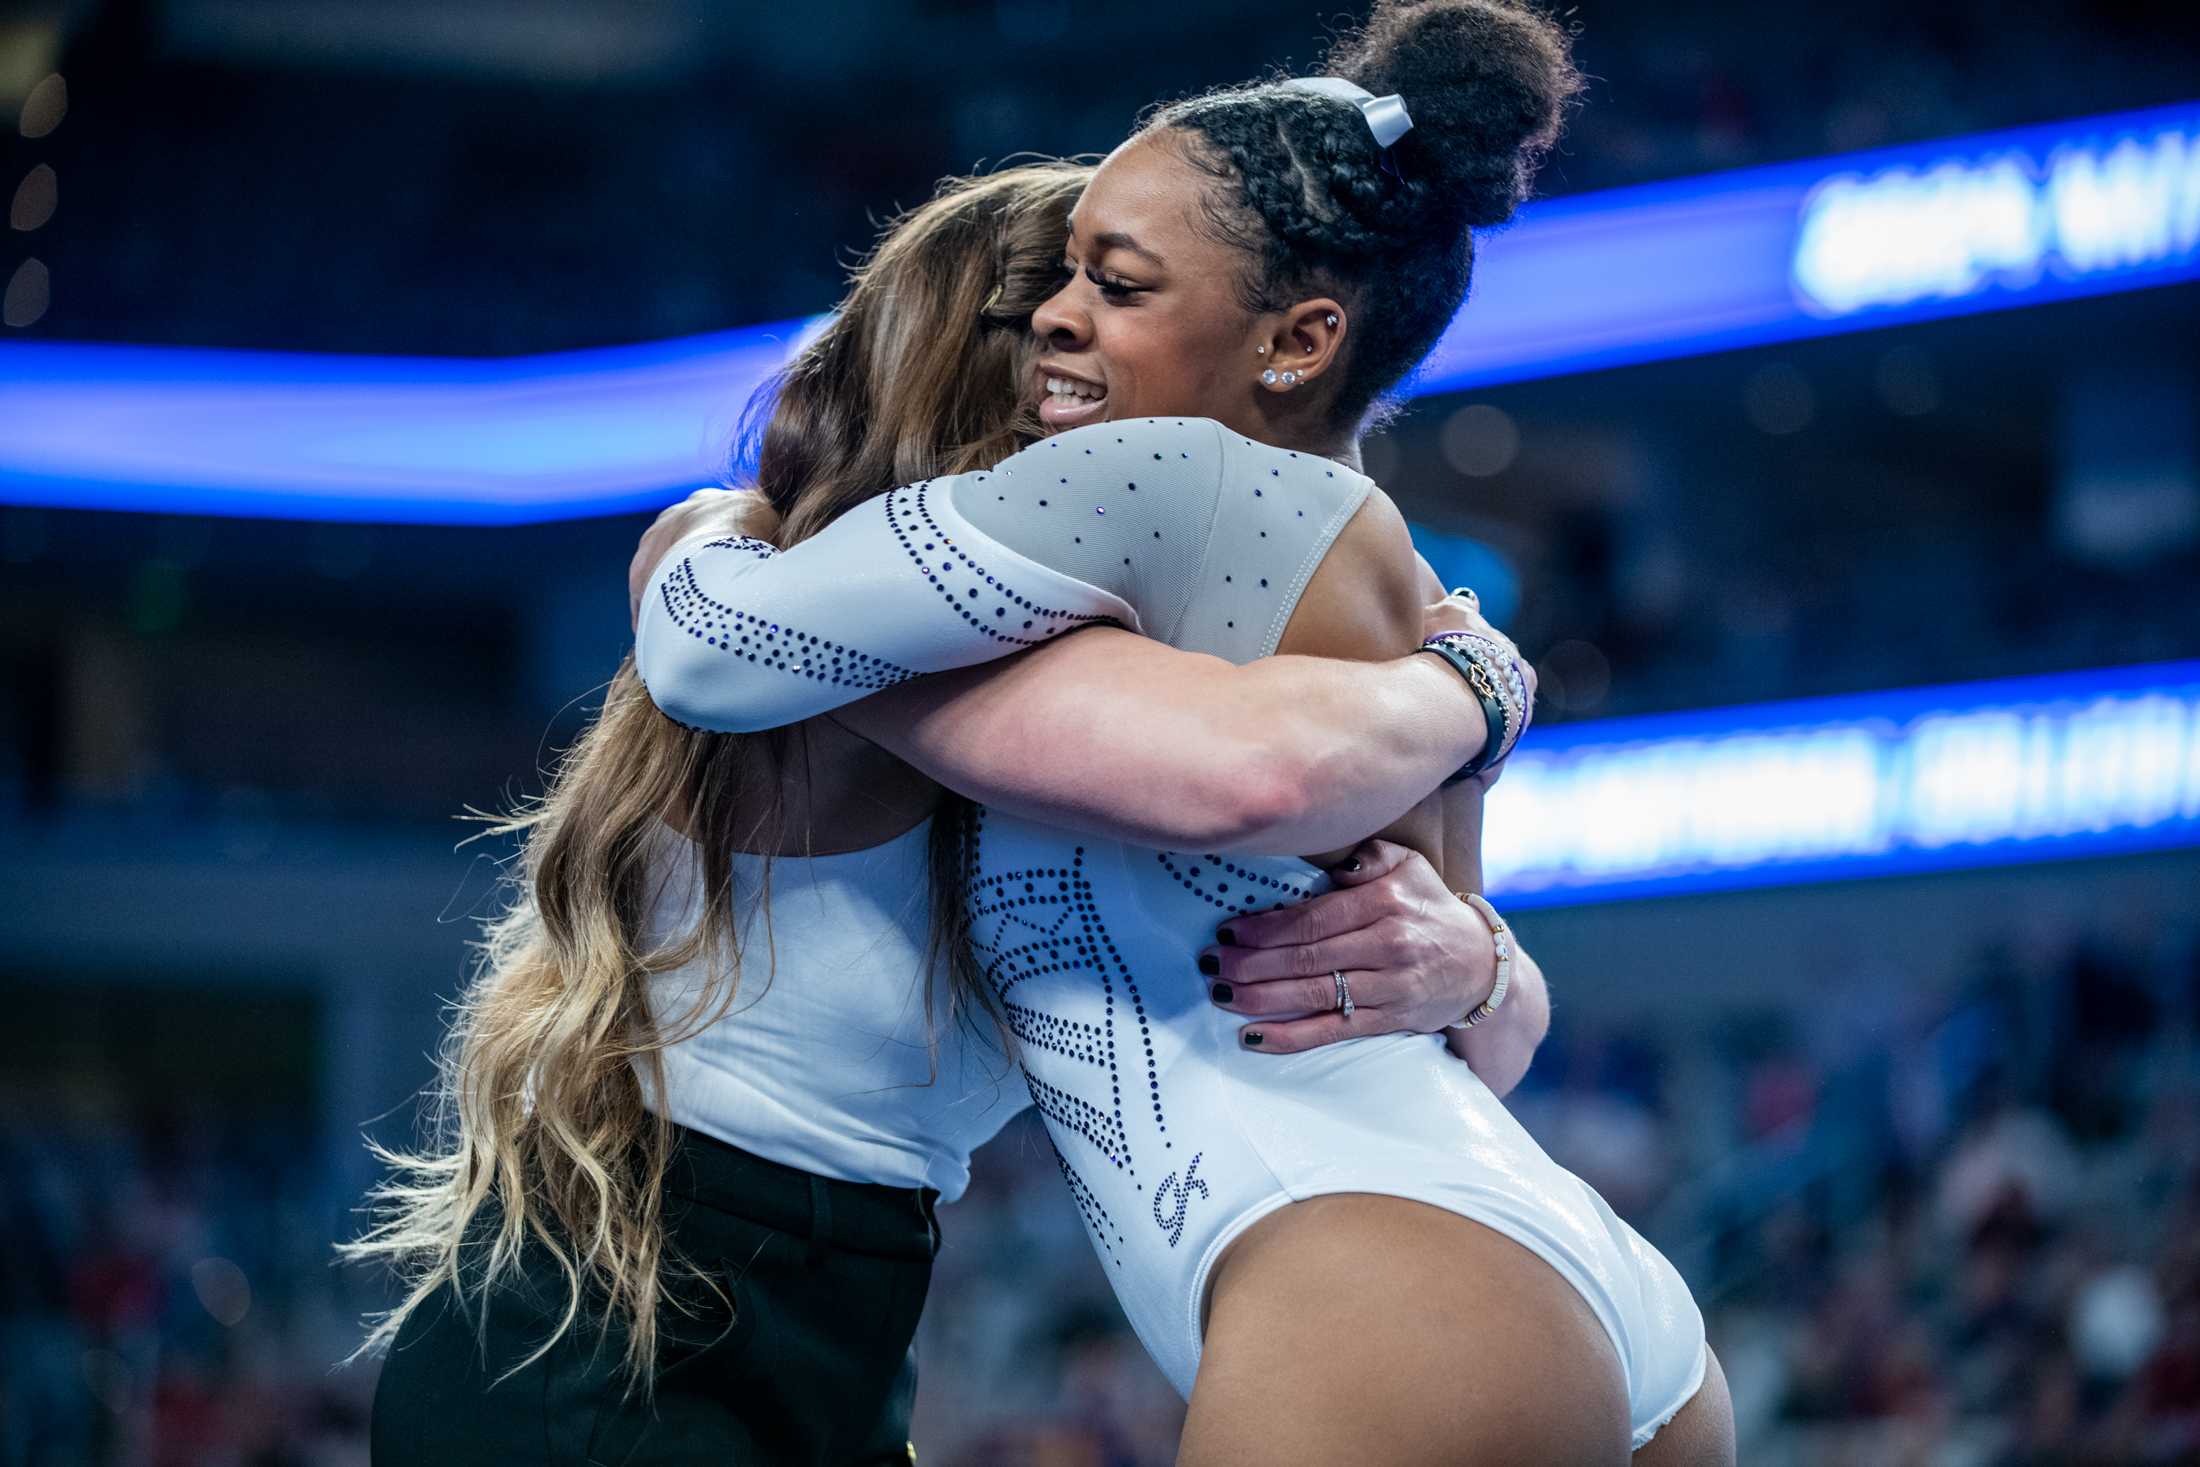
[1279,76,1414,150]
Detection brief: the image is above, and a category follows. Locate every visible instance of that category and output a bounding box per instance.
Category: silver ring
[1332,969,1354,1019]
[1451,585,1479,606]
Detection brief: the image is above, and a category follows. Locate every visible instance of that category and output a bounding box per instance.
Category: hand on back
[628,488,783,631]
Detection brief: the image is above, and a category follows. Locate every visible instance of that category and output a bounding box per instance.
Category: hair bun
[1327,0,1582,228]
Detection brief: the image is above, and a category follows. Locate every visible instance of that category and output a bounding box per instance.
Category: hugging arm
[630,423,1542,1082]
[824,626,1478,854]
[634,421,1491,855]
[1195,496,1550,1086]
[1413,558,1549,1089]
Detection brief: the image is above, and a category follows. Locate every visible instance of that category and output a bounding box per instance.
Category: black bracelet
[1413,641,1506,784]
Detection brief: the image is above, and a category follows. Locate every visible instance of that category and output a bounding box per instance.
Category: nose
[1030,278,1090,350]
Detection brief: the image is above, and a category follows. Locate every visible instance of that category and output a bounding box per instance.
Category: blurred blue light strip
[2,101,2195,523]
[1483,661,2200,909]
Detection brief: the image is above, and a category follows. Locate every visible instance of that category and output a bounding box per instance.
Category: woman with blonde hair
[353,159,1546,1463]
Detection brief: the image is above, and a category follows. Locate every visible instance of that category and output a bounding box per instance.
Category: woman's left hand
[1200,839,1497,1054]
[628,487,783,631]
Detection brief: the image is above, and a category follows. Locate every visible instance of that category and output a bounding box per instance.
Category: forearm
[1443,943,1548,1098]
[833,630,1485,855]
[633,490,1138,735]
[1432,778,1546,1096]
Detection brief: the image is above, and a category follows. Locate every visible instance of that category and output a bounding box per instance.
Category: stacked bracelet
[1414,631,1530,783]
[1445,891,1513,1031]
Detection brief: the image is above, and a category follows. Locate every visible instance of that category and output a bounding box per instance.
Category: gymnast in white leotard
[636,7,1740,1458]
[639,416,1708,1450]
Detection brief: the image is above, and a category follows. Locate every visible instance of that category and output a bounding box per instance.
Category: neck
[1228,398,1363,474]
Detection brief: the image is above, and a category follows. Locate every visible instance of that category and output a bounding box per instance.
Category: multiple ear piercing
[1259,314,1342,390]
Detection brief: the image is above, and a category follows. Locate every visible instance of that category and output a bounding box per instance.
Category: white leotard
[637,818,1027,1202]
[636,418,1707,1446]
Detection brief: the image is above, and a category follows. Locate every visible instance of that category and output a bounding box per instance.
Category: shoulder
[1275,483,1424,660]
[992,417,1231,475]
[949,418,1237,536]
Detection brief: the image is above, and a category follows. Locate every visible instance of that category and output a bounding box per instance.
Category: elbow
[634,622,766,735]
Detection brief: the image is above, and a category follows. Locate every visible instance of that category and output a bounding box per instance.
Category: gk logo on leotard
[1152,1153,1208,1248]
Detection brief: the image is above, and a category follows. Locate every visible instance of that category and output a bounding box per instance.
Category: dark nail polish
[1216,927,1237,946]
[1198,953,1220,976]
[1243,1030,1264,1047]
[1210,982,1234,1004]
[1343,857,1362,872]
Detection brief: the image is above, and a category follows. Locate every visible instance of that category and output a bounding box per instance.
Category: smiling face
[1031,136,1291,442]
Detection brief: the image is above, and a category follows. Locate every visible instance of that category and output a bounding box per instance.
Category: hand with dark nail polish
[1216,927,1237,946]
[1198,953,1220,976]
[1242,1030,1263,1047]
[1210,982,1233,1004]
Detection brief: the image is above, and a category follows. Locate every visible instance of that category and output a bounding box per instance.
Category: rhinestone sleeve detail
[655,541,921,694]
[888,480,1120,647]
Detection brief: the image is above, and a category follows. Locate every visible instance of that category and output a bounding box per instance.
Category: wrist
[1442,890,1513,1032]
[1411,638,1513,783]
[1402,649,1493,768]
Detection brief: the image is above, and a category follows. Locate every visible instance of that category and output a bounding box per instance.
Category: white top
[638,817,1028,1201]
[635,417,1708,1448]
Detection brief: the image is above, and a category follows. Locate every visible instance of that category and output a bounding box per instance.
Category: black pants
[369,1124,941,1466]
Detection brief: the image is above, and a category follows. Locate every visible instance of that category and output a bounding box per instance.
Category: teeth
[1045,375,1104,402]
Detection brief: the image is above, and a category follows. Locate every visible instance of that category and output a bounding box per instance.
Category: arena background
[3,2,2199,1463]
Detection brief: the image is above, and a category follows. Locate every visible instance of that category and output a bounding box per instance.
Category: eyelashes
[1057,260,1143,303]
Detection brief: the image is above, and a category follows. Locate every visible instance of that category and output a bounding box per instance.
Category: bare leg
[1181,1194,1634,1467]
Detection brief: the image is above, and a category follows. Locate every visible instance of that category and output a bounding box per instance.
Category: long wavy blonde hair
[341,160,1092,1386]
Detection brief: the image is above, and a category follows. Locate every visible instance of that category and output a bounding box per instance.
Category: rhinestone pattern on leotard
[1152,852,1313,915]
[1151,1154,1209,1249]
[887,479,1119,646]
[658,546,919,694]
[964,810,1173,1270]
[1051,1138,1124,1261]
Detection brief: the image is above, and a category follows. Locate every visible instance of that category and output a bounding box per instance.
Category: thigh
[371,1211,930,1467]
[589,1205,932,1467]
[371,1273,574,1467]
[1180,1194,1634,1467]
[1630,1348,1734,1467]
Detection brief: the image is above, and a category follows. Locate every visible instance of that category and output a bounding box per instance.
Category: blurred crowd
[6,911,2195,1466]
[0,1098,375,1466]
[24,0,2199,356]
[1503,413,2200,723]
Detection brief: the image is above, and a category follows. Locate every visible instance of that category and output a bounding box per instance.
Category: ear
[1254,298,1346,395]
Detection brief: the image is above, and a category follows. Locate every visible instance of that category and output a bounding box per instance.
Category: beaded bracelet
[1430,631,1527,755]
[1415,631,1528,783]
[1445,891,1513,1031]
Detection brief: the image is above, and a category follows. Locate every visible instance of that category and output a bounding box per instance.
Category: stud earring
[1304,343,1315,353]
[1261,369,1279,385]
[1256,344,1269,356]
[1325,314,1338,327]
[1281,371,1299,387]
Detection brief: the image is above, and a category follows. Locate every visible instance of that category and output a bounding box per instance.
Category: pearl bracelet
[1445,891,1513,1031]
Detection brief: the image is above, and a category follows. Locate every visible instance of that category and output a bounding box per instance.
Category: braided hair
[1142,0,1581,430]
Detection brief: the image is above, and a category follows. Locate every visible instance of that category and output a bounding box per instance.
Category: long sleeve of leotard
[635,416,1371,733]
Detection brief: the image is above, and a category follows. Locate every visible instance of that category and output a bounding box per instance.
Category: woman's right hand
[629,488,783,631]
[1420,588,1537,786]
